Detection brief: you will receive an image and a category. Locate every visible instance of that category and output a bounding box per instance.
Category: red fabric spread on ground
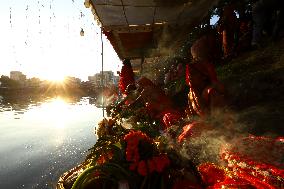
[177,122,284,188]
[196,136,284,188]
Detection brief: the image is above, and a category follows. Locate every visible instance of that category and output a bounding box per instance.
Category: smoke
[162,109,255,166]
[163,104,284,169]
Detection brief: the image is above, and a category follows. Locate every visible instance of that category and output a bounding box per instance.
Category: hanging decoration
[38,1,41,25]
[37,0,42,34]
[79,11,85,36]
[80,28,84,36]
[9,7,12,28]
[25,4,29,46]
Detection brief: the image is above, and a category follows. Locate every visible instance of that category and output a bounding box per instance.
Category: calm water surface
[0,95,101,189]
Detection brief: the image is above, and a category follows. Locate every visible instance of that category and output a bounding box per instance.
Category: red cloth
[162,110,182,129]
[185,62,221,117]
[186,62,218,87]
[178,121,212,142]
[171,179,202,189]
[119,64,135,95]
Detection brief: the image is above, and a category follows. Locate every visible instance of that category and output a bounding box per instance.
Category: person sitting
[178,35,227,142]
[126,77,182,129]
[186,35,226,118]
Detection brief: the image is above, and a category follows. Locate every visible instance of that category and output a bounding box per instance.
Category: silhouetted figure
[251,0,283,46]
[218,4,239,58]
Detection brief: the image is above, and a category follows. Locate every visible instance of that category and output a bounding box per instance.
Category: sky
[0,0,122,81]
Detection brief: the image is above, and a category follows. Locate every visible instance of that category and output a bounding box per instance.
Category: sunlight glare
[41,97,68,128]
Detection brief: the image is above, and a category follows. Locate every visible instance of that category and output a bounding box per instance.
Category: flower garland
[124,130,170,176]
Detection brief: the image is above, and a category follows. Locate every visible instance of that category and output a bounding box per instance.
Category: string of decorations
[71,0,86,36]
[9,5,19,67]
[25,3,29,46]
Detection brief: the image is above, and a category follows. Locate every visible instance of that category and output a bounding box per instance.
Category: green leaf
[113,142,122,149]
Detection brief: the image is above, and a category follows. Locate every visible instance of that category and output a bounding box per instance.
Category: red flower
[152,154,170,173]
[124,131,170,176]
[129,162,138,171]
[124,131,153,164]
[96,150,114,165]
[147,159,156,173]
[137,160,148,176]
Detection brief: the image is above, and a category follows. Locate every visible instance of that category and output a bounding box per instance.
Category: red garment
[186,62,219,117]
[162,110,182,129]
[119,64,135,95]
[178,121,212,142]
[186,62,218,88]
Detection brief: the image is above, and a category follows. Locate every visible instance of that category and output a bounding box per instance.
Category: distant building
[88,71,116,87]
[10,71,26,86]
[10,71,26,81]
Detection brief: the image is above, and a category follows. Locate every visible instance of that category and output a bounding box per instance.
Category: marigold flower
[137,160,148,176]
[124,131,153,164]
[129,162,138,171]
[147,159,156,173]
[152,154,170,173]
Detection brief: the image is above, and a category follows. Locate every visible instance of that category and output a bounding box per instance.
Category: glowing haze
[0,0,121,81]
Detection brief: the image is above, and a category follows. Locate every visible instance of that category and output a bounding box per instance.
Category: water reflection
[0,94,101,189]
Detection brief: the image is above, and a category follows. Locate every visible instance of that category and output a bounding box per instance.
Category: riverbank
[217,38,284,136]
[57,38,284,189]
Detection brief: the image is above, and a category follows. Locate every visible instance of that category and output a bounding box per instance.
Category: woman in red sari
[179,35,226,142]
[186,35,226,118]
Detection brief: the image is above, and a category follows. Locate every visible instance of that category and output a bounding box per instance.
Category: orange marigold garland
[124,130,170,176]
[96,150,114,165]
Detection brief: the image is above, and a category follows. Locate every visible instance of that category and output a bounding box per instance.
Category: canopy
[85,0,220,59]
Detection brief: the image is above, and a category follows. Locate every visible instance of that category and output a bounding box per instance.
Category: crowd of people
[217,0,283,58]
[106,0,284,139]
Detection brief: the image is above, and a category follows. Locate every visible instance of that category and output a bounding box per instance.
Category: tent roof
[85,0,220,59]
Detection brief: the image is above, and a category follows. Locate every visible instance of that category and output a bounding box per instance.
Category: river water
[0,95,101,189]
